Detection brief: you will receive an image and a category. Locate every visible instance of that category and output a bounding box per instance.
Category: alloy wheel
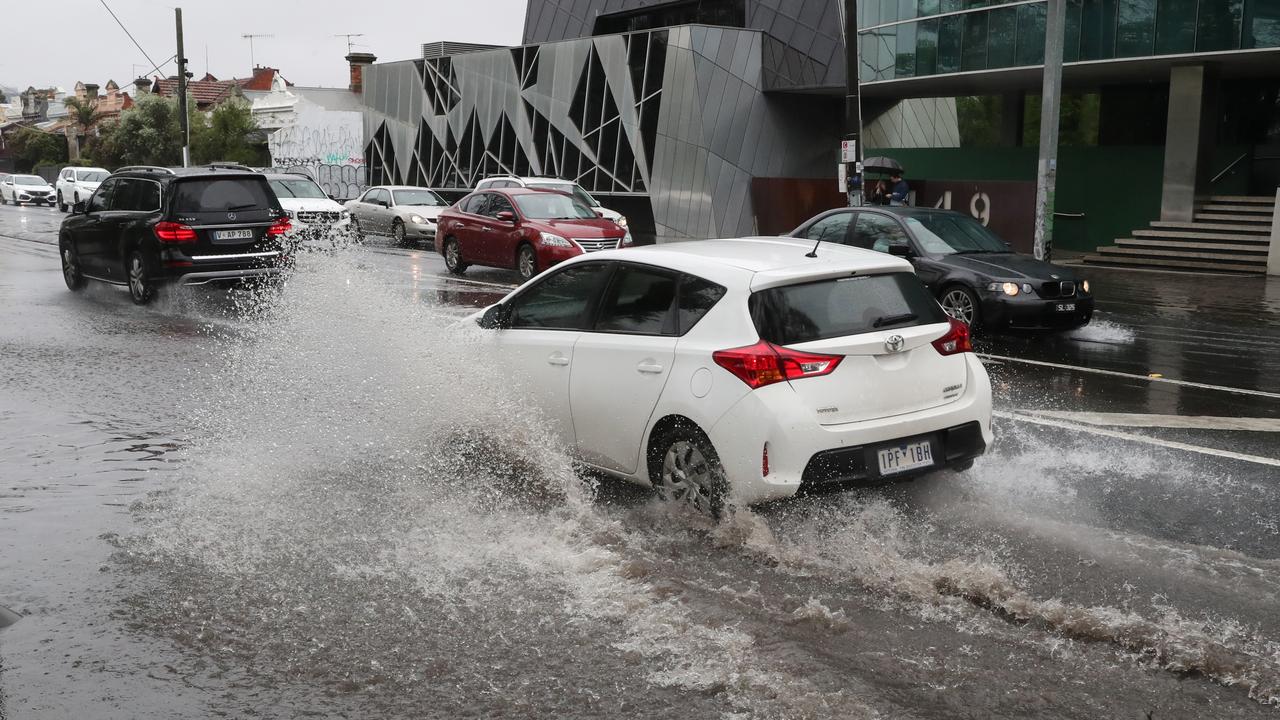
[393,221,406,244]
[445,240,462,272]
[941,288,976,325]
[517,247,536,280]
[657,440,717,515]
[128,254,151,304]
[62,246,83,290]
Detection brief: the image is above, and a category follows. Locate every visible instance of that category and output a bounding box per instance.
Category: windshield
[76,170,109,183]
[392,188,446,206]
[904,214,1009,254]
[269,178,327,199]
[14,175,46,186]
[514,193,597,220]
[526,181,598,208]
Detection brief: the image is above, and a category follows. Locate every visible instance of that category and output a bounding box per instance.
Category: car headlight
[540,232,572,248]
[988,282,1019,296]
[409,214,425,224]
[616,215,628,228]
[284,209,296,219]
[1081,279,1090,294]
[340,210,351,220]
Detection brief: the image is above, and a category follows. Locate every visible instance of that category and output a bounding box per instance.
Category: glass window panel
[942,0,963,13]
[1065,0,1084,61]
[1015,3,1047,64]
[1197,0,1245,50]
[916,19,940,74]
[1156,0,1198,50]
[900,0,918,23]
[863,0,881,28]
[896,21,919,76]
[1245,0,1280,47]
[1117,0,1157,55]
[919,0,941,16]
[877,26,899,80]
[988,7,1018,67]
[939,15,964,71]
[962,11,990,70]
[882,0,900,25]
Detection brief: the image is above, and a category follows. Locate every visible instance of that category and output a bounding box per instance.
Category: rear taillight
[154,221,196,243]
[266,218,292,237]
[712,340,842,390]
[932,317,973,356]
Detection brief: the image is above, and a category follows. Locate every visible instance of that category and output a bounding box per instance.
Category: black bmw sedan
[791,206,1093,331]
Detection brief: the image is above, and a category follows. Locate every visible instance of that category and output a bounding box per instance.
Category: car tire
[951,459,974,474]
[443,237,467,275]
[350,215,364,241]
[647,420,729,517]
[940,284,981,330]
[60,237,85,291]
[392,219,408,246]
[127,250,157,305]
[516,243,537,281]
[57,192,67,212]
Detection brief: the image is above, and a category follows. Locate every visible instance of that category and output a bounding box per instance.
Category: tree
[62,96,103,137]
[7,127,68,171]
[190,99,268,167]
[95,94,183,168]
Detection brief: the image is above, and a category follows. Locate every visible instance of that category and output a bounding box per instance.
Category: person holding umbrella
[887,171,910,206]
[862,156,908,206]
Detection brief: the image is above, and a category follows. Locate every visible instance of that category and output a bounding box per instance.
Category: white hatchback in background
[55,166,109,212]
[469,237,993,512]
[265,174,351,242]
[475,175,628,233]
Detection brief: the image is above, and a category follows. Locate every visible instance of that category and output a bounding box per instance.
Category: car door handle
[637,361,664,374]
[481,226,492,232]
[548,353,570,367]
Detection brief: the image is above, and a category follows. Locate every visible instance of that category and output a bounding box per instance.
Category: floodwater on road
[2,223,1279,718]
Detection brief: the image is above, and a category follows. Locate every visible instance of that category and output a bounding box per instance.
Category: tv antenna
[242,33,274,68]
[334,33,365,54]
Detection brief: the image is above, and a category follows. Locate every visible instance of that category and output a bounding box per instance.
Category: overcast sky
[4,0,529,92]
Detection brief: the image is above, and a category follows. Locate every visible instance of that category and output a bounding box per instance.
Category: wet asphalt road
[2,201,1279,719]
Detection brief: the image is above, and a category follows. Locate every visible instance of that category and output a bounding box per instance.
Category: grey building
[359,0,849,241]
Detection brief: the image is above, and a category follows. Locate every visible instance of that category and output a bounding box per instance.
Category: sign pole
[843,0,864,207]
[1033,0,1065,260]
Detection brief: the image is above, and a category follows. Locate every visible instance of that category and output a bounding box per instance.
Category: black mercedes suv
[58,165,292,305]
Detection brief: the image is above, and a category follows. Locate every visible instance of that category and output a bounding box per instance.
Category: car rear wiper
[227,202,259,211]
[873,312,918,328]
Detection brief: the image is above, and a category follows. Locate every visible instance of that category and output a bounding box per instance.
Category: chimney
[134,77,150,96]
[84,83,100,101]
[345,52,377,94]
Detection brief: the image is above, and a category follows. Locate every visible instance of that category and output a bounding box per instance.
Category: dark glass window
[919,0,941,16]
[1117,0,1157,54]
[750,274,949,346]
[676,275,727,335]
[1015,3,1048,64]
[111,178,160,212]
[484,193,514,218]
[852,213,911,252]
[1065,0,1084,61]
[938,15,964,72]
[87,178,116,213]
[896,21,918,77]
[172,178,274,213]
[804,211,855,243]
[593,0,745,34]
[596,265,678,335]
[915,19,940,75]
[1245,0,1280,47]
[962,12,990,70]
[988,7,1018,67]
[1156,0,1198,50]
[1196,0,1244,50]
[509,263,614,330]
[460,193,488,214]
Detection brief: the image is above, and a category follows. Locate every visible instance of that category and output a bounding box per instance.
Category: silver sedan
[345,186,451,246]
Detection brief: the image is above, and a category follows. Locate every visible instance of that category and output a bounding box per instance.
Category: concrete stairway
[1084,195,1275,273]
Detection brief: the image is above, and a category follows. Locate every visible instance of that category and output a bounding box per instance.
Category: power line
[98,0,163,76]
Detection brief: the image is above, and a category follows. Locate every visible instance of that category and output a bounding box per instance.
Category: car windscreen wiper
[226,202,259,211]
[873,312,918,328]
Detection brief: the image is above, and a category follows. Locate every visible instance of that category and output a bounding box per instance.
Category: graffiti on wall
[268,107,366,199]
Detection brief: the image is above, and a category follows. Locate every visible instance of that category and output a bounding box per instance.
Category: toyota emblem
[227,212,237,221]
[885,334,905,353]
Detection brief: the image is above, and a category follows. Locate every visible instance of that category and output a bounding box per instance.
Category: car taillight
[712,340,842,390]
[932,317,973,356]
[154,221,197,243]
[266,218,292,237]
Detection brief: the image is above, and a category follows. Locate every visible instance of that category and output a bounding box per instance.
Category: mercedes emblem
[885,334,905,353]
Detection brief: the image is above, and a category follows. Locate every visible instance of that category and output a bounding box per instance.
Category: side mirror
[595,210,605,218]
[887,243,913,258]
[495,211,516,223]
[478,303,511,329]
[73,201,87,214]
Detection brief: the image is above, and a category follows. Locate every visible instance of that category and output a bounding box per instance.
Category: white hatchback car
[55,166,110,212]
[470,237,993,512]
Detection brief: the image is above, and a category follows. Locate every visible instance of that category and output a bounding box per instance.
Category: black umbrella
[862,156,904,174]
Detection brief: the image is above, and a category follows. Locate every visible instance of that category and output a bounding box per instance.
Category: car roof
[369,185,436,191]
[571,237,914,290]
[473,186,568,197]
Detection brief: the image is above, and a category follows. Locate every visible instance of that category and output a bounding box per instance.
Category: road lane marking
[1017,411,1280,432]
[995,410,1280,468]
[979,353,1280,400]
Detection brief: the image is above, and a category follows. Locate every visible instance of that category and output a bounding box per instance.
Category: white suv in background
[55,166,109,212]
[265,174,351,243]
[469,237,993,513]
[475,175,628,231]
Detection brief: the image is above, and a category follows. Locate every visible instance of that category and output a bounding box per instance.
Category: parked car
[345,185,450,246]
[58,165,291,305]
[55,166,109,212]
[438,187,629,281]
[475,175,627,230]
[0,174,56,206]
[791,207,1093,331]
[265,173,351,245]
[466,237,992,513]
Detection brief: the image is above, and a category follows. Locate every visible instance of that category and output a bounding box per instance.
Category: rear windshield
[172,178,275,213]
[750,273,948,345]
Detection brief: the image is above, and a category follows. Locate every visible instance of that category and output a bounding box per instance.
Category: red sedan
[435,187,629,281]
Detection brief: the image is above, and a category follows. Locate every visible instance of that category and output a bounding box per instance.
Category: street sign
[837,164,847,193]
[841,140,857,163]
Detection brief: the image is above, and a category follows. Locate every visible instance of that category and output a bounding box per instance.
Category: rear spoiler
[750,260,913,291]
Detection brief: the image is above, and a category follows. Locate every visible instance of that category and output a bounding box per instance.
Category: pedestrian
[871,178,887,205]
[887,171,910,206]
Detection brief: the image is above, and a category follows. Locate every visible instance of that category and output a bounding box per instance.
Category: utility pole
[176,8,190,168]
[242,34,274,69]
[1033,0,1066,261]
[842,0,865,207]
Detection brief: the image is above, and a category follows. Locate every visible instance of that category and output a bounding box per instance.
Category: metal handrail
[1210,152,1249,185]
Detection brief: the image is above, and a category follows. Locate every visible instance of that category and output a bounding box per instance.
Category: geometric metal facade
[361,24,840,240]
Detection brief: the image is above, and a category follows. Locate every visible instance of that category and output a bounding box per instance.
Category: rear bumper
[706,354,993,506]
[175,267,282,285]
